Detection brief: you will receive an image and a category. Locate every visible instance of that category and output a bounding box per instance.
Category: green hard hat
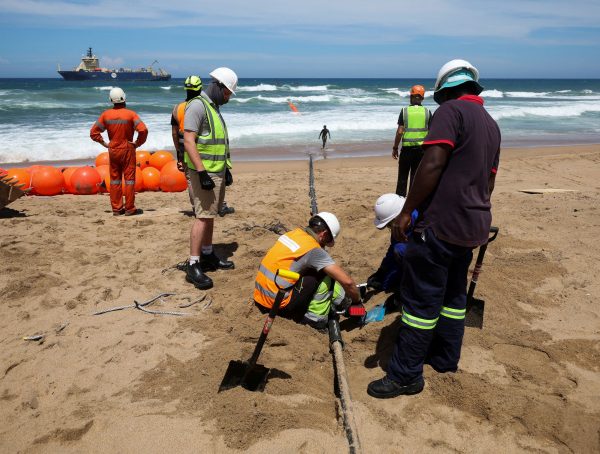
[184,75,202,91]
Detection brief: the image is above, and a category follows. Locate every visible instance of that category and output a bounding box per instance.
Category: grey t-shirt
[291,247,335,274]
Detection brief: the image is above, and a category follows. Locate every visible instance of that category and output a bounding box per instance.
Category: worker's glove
[197,170,215,190]
[225,168,233,186]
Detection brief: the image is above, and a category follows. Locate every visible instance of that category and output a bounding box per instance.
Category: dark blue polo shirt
[415,95,501,248]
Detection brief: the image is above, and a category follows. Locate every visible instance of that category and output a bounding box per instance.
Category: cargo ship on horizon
[57,48,171,81]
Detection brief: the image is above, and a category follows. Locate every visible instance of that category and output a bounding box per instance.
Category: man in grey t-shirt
[254,213,362,330]
[183,67,238,291]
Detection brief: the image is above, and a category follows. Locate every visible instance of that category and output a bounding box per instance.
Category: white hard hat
[373,193,406,229]
[109,87,126,104]
[315,211,341,241]
[209,67,238,95]
[433,59,483,104]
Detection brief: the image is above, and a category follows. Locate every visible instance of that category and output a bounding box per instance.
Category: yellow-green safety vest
[184,96,231,173]
[402,105,431,147]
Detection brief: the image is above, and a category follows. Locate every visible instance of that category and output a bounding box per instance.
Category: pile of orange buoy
[2,150,188,197]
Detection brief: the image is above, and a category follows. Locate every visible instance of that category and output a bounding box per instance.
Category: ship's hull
[58,70,171,81]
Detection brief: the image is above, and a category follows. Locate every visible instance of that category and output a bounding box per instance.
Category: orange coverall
[90,106,148,213]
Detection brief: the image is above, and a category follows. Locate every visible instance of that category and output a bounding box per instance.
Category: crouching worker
[363,194,418,323]
[368,194,418,294]
[254,212,362,330]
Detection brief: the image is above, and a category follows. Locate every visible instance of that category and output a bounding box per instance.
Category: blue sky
[0,0,599,78]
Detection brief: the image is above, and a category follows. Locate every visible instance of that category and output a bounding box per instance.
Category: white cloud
[1,0,599,41]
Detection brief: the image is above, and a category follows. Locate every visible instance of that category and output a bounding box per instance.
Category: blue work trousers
[387,228,473,384]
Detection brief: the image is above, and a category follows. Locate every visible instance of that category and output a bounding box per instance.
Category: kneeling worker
[254,212,362,330]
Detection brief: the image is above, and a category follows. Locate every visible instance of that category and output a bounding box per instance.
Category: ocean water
[0,78,599,164]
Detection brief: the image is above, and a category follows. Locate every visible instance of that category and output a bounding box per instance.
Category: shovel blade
[218,360,270,393]
[465,298,485,329]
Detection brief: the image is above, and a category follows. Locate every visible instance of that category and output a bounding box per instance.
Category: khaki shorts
[188,169,225,219]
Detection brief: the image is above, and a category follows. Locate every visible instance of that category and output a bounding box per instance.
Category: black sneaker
[218,202,235,217]
[367,375,424,399]
[200,252,234,271]
[185,262,213,290]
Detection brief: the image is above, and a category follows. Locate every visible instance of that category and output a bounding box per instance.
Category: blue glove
[362,304,386,324]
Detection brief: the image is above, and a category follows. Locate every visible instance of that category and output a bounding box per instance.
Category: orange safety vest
[176,102,186,132]
[175,101,186,150]
[254,228,321,309]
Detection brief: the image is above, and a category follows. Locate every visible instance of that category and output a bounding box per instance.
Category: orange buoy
[160,161,187,192]
[71,166,101,195]
[160,160,180,175]
[95,152,110,167]
[149,150,174,170]
[95,165,110,193]
[142,167,161,191]
[61,167,79,194]
[136,150,151,170]
[289,101,299,113]
[31,166,64,196]
[6,168,33,190]
[134,166,144,192]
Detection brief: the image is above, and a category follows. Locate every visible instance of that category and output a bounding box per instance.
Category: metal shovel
[465,226,499,329]
[218,269,300,392]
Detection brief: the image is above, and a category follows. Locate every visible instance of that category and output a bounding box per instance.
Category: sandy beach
[1,143,599,453]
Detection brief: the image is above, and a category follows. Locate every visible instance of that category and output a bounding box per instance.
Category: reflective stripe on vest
[183,97,230,173]
[306,277,345,321]
[254,228,321,309]
[95,121,106,132]
[401,308,438,330]
[440,306,466,320]
[105,119,130,125]
[402,105,430,146]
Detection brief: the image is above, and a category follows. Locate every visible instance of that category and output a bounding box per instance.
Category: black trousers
[387,228,473,384]
[395,146,424,197]
[254,270,325,321]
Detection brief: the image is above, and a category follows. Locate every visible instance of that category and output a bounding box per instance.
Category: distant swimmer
[90,87,148,216]
[318,125,331,149]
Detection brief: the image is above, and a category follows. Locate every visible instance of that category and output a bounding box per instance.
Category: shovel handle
[248,269,300,367]
[467,226,499,304]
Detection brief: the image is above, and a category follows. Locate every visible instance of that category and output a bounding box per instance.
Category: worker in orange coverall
[90,87,148,216]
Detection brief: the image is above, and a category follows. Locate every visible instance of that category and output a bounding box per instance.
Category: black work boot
[367,375,424,399]
[200,251,235,271]
[186,261,213,290]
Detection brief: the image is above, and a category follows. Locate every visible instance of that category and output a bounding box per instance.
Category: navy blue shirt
[416,95,501,247]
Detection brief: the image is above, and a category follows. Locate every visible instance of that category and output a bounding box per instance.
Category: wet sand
[1,143,599,453]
